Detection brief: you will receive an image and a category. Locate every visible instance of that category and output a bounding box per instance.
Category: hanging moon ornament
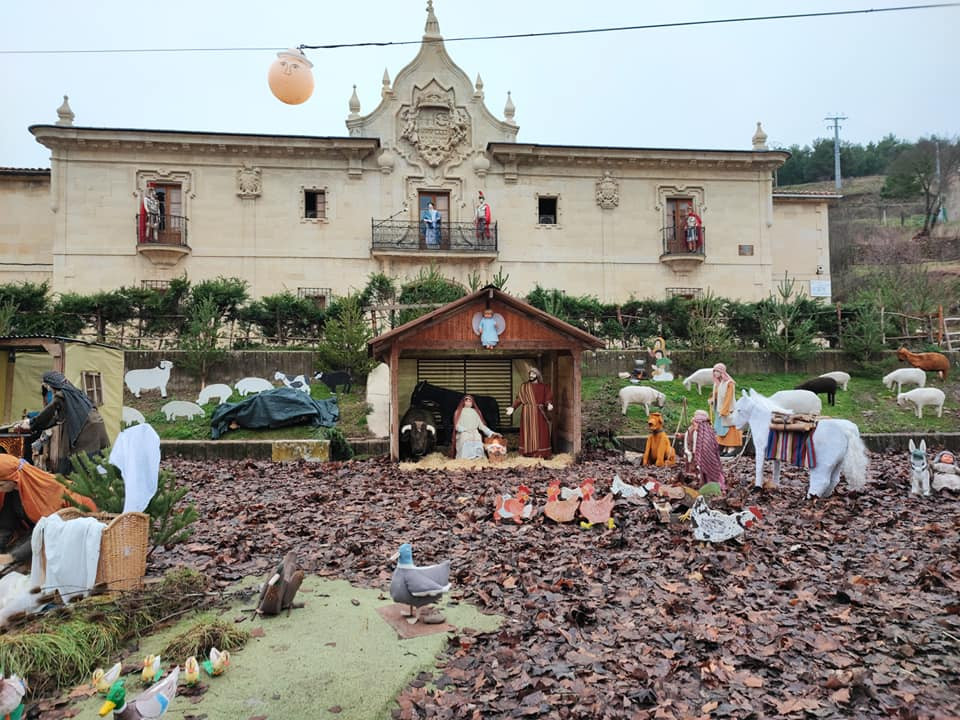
[268,48,314,105]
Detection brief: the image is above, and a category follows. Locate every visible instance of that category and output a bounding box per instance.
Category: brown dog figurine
[642,412,676,467]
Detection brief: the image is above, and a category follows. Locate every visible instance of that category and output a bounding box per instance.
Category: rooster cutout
[472,310,506,349]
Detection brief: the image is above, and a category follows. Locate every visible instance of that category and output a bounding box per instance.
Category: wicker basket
[0,434,25,457]
[50,508,150,591]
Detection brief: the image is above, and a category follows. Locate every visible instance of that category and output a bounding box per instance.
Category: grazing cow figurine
[618,385,666,415]
[399,406,437,460]
[682,367,714,395]
[795,376,838,406]
[125,360,173,398]
[161,400,205,421]
[897,347,950,380]
[314,371,352,394]
[275,371,311,393]
[883,367,926,395]
[897,387,946,419]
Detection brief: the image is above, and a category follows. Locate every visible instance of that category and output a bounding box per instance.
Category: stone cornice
[488,142,788,172]
[29,125,380,159]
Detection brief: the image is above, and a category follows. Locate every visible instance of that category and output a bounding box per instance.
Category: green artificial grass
[582,371,960,436]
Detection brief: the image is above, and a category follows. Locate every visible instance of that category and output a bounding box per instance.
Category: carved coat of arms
[398,82,471,168]
[596,171,620,209]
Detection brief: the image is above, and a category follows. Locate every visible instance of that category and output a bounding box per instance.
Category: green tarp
[210,387,339,439]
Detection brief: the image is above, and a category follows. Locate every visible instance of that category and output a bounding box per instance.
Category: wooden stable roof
[368,287,605,360]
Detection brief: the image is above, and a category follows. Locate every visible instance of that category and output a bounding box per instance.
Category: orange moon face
[268,49,314,105]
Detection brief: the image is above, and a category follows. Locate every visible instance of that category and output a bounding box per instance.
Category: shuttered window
[417,359,513,426]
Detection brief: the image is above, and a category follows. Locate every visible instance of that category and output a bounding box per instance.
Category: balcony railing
[136,213,189,246]
[661,225,706,256]
[371,220,498,254]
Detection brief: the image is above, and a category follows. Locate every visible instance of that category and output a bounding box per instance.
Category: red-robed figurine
[475,191,491,241]
[684,203,702,252]
[506,368,553,458]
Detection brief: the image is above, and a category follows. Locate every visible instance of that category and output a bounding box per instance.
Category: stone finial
[504,91,516,126]
[348,85,361,118]
[474,74,484,99]
[473,152,490,177]
[56,95,75,126]
[752,121,769,151]
[382,68,392,97]
[378,148,396,174]
[424,0,441,38]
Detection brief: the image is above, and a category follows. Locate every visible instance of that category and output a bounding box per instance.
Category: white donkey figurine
[908,439,931,497]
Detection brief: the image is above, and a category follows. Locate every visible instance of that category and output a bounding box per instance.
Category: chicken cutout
[578,478,615,530]
[472,310,506,349]
[682,496,762,543]
[544,479,580,523]
[493,485,533,524]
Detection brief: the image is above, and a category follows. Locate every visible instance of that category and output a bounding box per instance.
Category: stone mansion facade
[0,3,836,307]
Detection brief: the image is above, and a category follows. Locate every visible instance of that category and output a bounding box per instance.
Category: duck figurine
[0,674,26,720]
[389,543,451,624]
[543,480,580,523]
[140,655,161,685]
[202,648,230,677]
[493,485,533,524]
[99,667,179,719]
[182,657,200,687]
[92,662,122,695]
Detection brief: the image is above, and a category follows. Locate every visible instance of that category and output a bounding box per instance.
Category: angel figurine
[472,308,506,349]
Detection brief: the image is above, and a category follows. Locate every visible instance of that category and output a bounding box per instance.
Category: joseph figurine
[506,368,554,458]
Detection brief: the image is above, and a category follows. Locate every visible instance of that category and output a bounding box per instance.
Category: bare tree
[882,136,960,236]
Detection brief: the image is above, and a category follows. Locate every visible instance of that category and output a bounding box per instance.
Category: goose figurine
[92,662,122,695]
[140,655,161,685]
[0,674,25,720]
[182,657,200,687]
[99,667,179,719]
[202,647,230,677]
[389,543,451,624]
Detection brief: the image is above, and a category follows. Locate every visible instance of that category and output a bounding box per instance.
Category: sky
[1,0,957,169]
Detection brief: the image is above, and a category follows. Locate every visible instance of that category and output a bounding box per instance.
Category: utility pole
[824,114,847,190]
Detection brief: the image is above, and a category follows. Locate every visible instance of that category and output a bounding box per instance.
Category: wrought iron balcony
[371,220,498,255]
[135,213,190,267]
[660,225,706,273]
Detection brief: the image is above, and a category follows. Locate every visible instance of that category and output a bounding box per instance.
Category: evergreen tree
[179,296,227,386]
[316,294,375,379]
[758,273,820,373]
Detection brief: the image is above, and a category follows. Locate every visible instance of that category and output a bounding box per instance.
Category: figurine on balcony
[472,308,506,349]
[142,186,160,242]
[422,201,441,248]
[475,191,491,241]
[684,204,702,252]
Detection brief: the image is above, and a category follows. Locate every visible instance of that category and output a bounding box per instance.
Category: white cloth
[109,423,161,513]
[30,513,104,601]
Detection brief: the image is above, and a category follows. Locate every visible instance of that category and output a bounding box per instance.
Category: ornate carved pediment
[397,80,471,168]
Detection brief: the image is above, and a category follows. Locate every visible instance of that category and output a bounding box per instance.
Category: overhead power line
[0,3,957,55]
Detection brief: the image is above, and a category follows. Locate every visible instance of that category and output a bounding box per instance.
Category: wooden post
[389,343,400,462]
[836,302,842,348]
[572,348,582,457]
[880,306,885,346]
[938,305,945,346]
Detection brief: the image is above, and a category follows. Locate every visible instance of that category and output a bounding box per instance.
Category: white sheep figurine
[618,385,666,415]
[121,406,145,427]
[235,377,275,396]
[682,367,714,395]
[274,371,311,393]
[818,371,851,391]
[897,387,945,419]
[160,400,205,421]
[883,368,926,395]
[768,389,822,415]
[197,383,234,406]
[124,360,173,398]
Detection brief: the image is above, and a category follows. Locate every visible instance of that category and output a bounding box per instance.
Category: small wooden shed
[368,287,605,461]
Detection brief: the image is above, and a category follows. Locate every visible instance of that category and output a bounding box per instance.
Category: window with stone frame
[303,188,327,220]
[537,196,558,225]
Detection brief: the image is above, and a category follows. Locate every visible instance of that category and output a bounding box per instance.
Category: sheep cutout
[274,371,311,393]
[897,387,945,419]
[197,383,234,405]
[235,377,275,396]
[883,368,926,395]
[121,406,145,427]
[818,371,851,391]
[682,367,714,395]
[768,389,822,415]
[125,360,173,398]
[161,400,205,421]
[618,385,666,415]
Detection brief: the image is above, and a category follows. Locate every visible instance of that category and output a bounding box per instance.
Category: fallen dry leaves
[148,448,960,719]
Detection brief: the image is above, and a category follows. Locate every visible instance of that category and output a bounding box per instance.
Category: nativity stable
[368,287,604,461]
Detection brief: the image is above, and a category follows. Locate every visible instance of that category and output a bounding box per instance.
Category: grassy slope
[584,371,960,436]
[131,367,959,442]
